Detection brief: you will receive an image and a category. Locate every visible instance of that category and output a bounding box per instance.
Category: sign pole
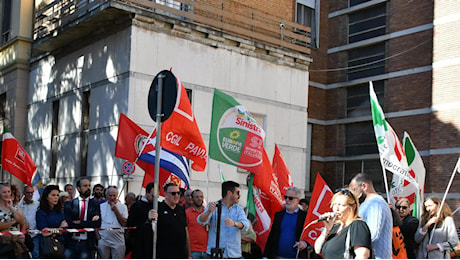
[152,74,164,259]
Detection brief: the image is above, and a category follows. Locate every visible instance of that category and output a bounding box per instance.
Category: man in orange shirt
[186,189,208,259]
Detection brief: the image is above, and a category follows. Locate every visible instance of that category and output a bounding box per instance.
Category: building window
[1,0,12,44]
[348,3,386,44]
[50,100,60,179]
[349,0,370,7]
[80,91,90,177]
[0,93,6,120]
[296,0,319,48]
[344,159,385,192]
[345,81,384,155]
[346,81,384,117]
[345,121,378,155]
[347,43,385,80]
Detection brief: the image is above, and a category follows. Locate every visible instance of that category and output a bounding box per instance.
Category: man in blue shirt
[198,181,250,258]
[264,187,309,258]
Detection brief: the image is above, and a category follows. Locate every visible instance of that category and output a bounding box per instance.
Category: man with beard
[349,173,392,259]
[263,187,309,258]
[186,189,208,258]
[91,184,106,204]
[198,181,250,259]
[64,177,101,259]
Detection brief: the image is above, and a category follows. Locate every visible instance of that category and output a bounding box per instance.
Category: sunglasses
[284,195,298,201]
[396,205,408,210]
[168,191,181,196]
[335,189,357,204]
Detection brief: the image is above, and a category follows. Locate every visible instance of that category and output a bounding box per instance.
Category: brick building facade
[308,0,460,221]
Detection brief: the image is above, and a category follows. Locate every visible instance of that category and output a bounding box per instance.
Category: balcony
[33,0,311,57]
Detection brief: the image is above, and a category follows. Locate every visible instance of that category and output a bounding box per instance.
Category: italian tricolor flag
[370,82,418,204]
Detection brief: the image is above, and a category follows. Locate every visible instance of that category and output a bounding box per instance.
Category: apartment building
[308,0,460,218]
[15,0,312,201]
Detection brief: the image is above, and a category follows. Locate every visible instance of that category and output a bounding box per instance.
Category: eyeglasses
[284,195,298,201]
[335,189,357,204]
[396,205,408,210]
[168,191,181,196]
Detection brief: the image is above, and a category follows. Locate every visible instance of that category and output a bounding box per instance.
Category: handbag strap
[343,227,351,259]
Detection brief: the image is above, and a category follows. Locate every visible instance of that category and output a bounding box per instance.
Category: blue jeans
[192,251,207,259]
[31,236,40,259]
[64,240,93,259]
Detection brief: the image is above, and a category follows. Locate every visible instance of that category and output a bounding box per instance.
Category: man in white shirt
[18,185,39,259]
[99,186,128,259]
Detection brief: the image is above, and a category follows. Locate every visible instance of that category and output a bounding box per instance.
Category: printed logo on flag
[216,106,265,167]
[134,134,148,154]
[15,145,26,164]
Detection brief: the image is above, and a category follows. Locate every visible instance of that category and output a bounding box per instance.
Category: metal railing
[34,0,311,55]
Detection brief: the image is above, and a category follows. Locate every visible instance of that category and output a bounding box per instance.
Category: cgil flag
[370,82,418,204]
[403,131,425,219]
[158,73,207,171]
[1,126,36,186]
[272,144,293,194]
[247,173,271,253]
[209,89,283,216]
[114,113,190,192]
[301,173,334,247]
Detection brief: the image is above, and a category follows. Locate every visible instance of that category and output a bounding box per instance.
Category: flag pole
[151,73,165,259]
[379,160,391,203]
[428,157,460,245]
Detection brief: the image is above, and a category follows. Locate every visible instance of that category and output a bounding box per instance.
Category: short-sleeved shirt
[100,201,128,244]
[321,220,372,259]
[157,201,188,259]
[186,207,208,252]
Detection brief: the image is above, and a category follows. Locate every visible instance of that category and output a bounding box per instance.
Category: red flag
[114,113,154,174]
[301,173,334,246]
[252,187,272,252]
[142,169,188,197]
[160,76,207,171]
[1,127,36,186]
[272,144,293,193]
[115,113,190,193]
[253,149,284,220]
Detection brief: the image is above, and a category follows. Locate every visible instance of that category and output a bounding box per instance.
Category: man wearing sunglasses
[349,173,392,259]
[395,198,419,259]
[263,187,310,259]
[153,183,191,258]
[198,180,250,258]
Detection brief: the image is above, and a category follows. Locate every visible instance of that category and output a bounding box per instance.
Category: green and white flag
[209,89,284,210]
[370,82,417,203]
[209,89,268,171]
[403,131,425,219]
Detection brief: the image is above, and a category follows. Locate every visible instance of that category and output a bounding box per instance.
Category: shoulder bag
[40,235,65,258]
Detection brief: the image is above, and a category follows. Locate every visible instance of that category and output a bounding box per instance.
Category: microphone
[316,213,336,222]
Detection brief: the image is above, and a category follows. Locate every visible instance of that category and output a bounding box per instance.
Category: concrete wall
[27,21,309,203]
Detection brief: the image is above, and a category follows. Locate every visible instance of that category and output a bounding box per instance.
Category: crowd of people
[315,173,459,259]
[0,172,458,259]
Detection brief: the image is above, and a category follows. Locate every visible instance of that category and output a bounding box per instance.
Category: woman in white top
[415,196,458,259]
[0,183,26,258]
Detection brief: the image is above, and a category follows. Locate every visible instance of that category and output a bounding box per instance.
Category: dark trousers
[64,240,94,259]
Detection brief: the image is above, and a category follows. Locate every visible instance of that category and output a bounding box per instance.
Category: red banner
[272,144,293,194]
[1,127,36,186]
[301,173,334,246]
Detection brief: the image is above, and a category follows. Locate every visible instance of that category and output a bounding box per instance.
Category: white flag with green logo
[403,131,425,219]
[370,82,417,204]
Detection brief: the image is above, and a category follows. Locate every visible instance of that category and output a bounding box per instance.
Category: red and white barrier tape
[0,227,136,236]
